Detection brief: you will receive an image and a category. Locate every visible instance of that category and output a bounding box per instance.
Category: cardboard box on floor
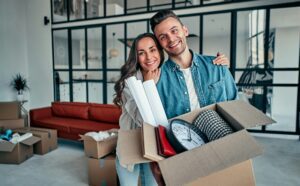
[0,135,40,164]
[117,100,275,186]
[0,101,21,120]
[0,118,25,129]
[14,127,58,155]
[80,129,118,159]
[87,154,118,186]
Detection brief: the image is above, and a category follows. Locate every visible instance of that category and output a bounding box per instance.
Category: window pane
[107,24,125,69]
[53,30,69,69]
[150,0,171,11]
[266,87,297,132]
[52,0,67,22]
[106,0,124,16]
[127,0,147,14]
[273,71,298,84]
[181,16,200,53]
[73,71,103,80]
[69,0,84,20]
[203,0,229,5]
[257,34,264,65]
[236,10,266,69]
[126,21,147,59]
[107,83,114,104]
[107,72,120,104]
[73,82,87,102]
[175,0,195,8]
[88,27,102,69]
[203,13,231,61]
[88,82,103,103]
[107,71,120,83]
[55,71,70,101]
[270,7,300,68]
[235,70,298,86]
[71,29,86,69]
[87,0,104,18]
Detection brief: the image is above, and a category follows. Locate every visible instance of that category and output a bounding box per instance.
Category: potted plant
[10,73,29,101]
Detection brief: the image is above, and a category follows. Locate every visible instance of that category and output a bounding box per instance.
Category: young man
[150,10,238,119]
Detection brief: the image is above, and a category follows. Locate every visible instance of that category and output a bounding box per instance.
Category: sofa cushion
[89,104,121,123]
[31,117,73,133]
[52,102,89,120]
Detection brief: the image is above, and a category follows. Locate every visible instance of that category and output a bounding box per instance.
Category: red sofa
[30,102,121,140]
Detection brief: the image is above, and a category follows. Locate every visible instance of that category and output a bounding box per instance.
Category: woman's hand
[213,52,230,66]
[142,69,161,84]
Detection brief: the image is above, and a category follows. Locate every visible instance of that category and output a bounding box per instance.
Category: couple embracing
[113,10,237,186]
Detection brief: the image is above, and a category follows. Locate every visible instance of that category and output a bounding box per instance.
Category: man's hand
[213,52,230,66]
[142,69,161,83]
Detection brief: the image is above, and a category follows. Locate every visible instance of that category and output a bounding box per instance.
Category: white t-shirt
[180,68,200,111]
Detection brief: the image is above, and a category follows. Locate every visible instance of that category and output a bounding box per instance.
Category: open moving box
[80,129,118,159]
[0,135,40,164]
[14,127,58,155]
[117,100,275,186]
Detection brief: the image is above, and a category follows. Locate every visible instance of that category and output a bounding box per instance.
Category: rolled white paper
[143,80,169,127]
[125,77,157,126]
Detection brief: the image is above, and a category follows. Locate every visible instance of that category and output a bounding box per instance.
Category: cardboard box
[0,101,21,120]
[117,100,275,186]
[187,160,255,186]
[14,127,58,155]
[0,118,25,129]
[87,154,118,186]
[0,135,40,164]
[80,129,118,159]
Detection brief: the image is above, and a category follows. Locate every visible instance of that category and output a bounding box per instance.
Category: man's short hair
[150,10,183,32]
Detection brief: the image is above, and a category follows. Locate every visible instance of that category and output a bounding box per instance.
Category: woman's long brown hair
[113,33,164,107]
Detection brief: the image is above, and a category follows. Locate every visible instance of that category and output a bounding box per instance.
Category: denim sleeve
[222,66,238,100]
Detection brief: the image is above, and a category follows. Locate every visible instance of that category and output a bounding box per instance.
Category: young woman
[113,33,229,186]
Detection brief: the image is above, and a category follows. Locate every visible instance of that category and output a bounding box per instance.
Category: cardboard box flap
[117,128,150,165]
[158,130,263,186]
[142,123,165,162]
[0,140,16,152]
[20,136,41,146]
[217,100,275,129]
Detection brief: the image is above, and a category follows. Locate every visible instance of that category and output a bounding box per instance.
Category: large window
[52,3,300,136]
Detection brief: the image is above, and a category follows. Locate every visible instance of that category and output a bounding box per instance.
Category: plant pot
[17,94,24,101]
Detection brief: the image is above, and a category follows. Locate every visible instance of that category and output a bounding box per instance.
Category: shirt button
[186,108,189,111]
[184,91,187,95]
[180,76,183,79]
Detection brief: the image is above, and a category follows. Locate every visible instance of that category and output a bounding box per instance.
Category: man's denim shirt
[156,50,238,119]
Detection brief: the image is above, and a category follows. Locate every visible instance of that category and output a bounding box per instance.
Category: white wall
[26,0,53,109]
[0,0,53,109]
[0,0,29,102]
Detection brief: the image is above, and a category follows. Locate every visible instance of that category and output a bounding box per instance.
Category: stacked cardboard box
[80,129,118,186]
[14,127,58,155]
[0,101,24,129]
[118,100,275,186]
